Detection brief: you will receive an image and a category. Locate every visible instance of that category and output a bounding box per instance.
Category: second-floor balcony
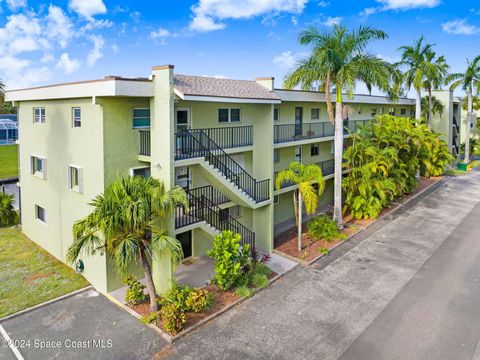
[274,119,371,144]
[274,158,335,190]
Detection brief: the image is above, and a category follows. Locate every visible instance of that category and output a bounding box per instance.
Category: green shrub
[234,286,252,298]
[140,312,158,324]
[159,281,192,310]
[251,263,272,277]
[0,193,17,227]
[161,304,186,335]
[250,273,269,289]
[185,289,214,313]
[123,276,147,306]
[307,215,346,241]
[207,230,251,290]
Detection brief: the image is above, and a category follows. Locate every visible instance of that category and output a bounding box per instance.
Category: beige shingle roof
[174,74,280,101]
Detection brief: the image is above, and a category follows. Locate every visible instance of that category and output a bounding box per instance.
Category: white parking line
[0,325,24,360]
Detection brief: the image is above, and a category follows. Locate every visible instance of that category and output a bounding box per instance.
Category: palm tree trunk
[293,190,299,228]
[465,90,473,163]
[415,89,422,120]
[333,90,344,228]
[428,88,433,127]
[298,190,302,253]
[325,73,334,124]
[140,247,158,312]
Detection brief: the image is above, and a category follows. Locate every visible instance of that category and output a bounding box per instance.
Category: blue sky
[0,0,479,95]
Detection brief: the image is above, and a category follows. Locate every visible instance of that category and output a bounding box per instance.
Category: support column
[150,65,176,293]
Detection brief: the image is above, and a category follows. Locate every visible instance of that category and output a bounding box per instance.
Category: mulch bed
[275,176,443,262]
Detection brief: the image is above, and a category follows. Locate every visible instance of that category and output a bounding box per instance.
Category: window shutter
[42,158,47,179]
[78,168,83,194]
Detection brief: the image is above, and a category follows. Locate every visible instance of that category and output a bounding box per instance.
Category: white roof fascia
[6,79,154,101]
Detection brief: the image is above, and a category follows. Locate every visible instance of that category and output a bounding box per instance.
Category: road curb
[0,286,93,323]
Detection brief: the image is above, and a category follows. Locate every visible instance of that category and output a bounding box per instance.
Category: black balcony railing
[139,130,151,156]
[274,122,334,143]
[187,185,230,206]
[343,119,371,134]
[175,129,270,203]
[175,188,255,249]
[274,158,335,190]
[198,126,253,149]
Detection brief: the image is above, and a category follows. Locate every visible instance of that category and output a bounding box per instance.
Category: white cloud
[69,0,107,19]
[273,51,297,69]
[6,0,27,11]
[189,0,308,32]
[86,35,104,67]
[322,16,341,26]
[442,19,480,35]
[361,0,440,16]
[317,1,329,7]
[82,19,113,31]
[111,44,119,53]
[291,16,298,26]
[46,5,73,48]
[150,27,170,39]
[129,11,141,23]
[56,53,81,74]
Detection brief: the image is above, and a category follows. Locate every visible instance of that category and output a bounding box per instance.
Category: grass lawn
[0,144,18,179]
[0,227,89,318]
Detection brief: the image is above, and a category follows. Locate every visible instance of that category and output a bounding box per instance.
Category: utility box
[457,162,469,172]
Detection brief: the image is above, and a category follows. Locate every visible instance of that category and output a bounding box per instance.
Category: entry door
[175,108,190,133]
[295,107,303,136]
[295,146,302,163]
[177,231,192,259]
[175,166,191,190]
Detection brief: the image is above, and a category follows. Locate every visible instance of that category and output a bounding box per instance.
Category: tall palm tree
[276,162,326,252]
[421,96,444,120]
[422,50,449,125]
[397,36,433,120]
[67,176,188,312]
[447,55,480,163]
[284,25,393,227]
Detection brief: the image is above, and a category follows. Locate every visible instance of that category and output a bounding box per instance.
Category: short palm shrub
[307,215,346,241]
[124,276,147,306]
[0,193,17,227]
[207,230,251,290]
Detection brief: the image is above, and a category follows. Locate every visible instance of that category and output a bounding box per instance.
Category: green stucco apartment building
[5,65,459,294]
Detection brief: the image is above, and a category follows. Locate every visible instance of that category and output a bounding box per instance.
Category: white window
[229,205,241,219]
[274,108,279,121]
[295,146,302,163]
[311,108,320,121]
[131,167,151,178]
[68,166,83,193]
[400,108,406,116]
[35,205,47,223]
[73,108,81,127]
[389,107,395,115]
[274,149,280,163]
[34,108,46,124]
[218,108,241,123]
[30,156,47,179]
[274,195,280,205]
[132,108,150,128]
[311,144,319,157]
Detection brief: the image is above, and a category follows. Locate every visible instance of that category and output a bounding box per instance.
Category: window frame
[311,108,320,121]
[371,108,377,117]
[273,195,280,205]
[35,205,47,224]
[33,107,46,124]
[72,107,81,128]
[132,108,151,129]
[311,143,319,157]
[31,156,47,179]
[273,107,279,121]
[400,108,406,116]
[218,108,241,123]
[130,166,151,178]
[68,165,83,193]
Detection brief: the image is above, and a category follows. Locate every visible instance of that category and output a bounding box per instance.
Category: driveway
[158,172,480,360]
[0,289,166,360]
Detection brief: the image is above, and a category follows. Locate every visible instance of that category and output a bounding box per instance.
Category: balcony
[274,119,371,144]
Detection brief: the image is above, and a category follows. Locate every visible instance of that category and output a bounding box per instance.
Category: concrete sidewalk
[159,172,480,359]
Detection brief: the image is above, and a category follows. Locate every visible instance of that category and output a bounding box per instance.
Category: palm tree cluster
[285,24,478,226]
[343,115,452,220]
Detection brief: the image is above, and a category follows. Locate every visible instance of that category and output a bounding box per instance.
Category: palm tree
[67,176,188,312]
[447,55,480,163]
[397,36,434,120]
[275,162,326,252]
[284,25,393,227]
[422,51,449,125]
[421,96,444,120]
